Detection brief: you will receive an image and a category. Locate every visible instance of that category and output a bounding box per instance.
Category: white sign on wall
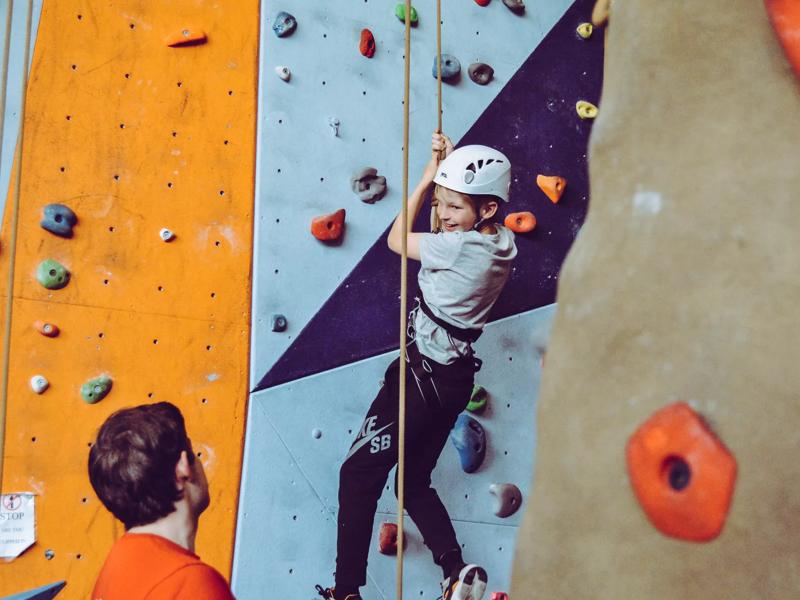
[0,493,36,559]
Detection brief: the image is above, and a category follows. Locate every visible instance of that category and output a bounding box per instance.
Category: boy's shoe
[439,564,488,600]
[315,585,362,600]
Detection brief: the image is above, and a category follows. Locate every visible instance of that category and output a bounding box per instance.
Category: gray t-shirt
[413,225,517,364]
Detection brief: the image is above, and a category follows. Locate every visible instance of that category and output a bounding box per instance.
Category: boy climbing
[316,132,517,600]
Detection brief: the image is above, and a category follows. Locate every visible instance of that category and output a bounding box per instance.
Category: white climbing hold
[275,66,291,82]
[159,228,176,242]
[30,375,49,394]
[312,428,322,439]
[489,483,523,518]
[328,116,340,137]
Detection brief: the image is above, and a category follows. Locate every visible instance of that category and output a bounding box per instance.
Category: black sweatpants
[335,344,475,589]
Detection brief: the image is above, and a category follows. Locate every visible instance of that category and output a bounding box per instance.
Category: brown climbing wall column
[0,2,256,597]
[512,1,800,598]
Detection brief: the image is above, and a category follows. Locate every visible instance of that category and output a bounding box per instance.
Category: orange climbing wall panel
[0,2,256,597]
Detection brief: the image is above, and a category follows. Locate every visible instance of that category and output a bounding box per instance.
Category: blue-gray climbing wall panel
[0,0,43,221]
[251,0,578,388]
[234,305,555,598]
[0,580,65,600]
[255,0,603,389]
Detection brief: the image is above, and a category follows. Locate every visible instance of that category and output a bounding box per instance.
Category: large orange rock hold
[536,174,567,203]
[311,209,346,241]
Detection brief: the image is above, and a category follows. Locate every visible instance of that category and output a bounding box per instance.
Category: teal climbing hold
[272,11,297,37]
[36,259,70,290]
[466,385,488,413]
[450,414,486,473]
[489,483,523,518]
[41,204,77,238]
[81,375,113,404]
[395,4,418,24]
[433,54,461,81]
[2,580,66,600]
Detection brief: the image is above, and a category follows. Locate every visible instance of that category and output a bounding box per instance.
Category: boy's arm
[387,132,453,260]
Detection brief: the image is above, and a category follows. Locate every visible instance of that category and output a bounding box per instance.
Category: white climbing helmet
[433,145,511,202]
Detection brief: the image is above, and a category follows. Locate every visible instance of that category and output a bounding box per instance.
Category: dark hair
[88,402,194,529]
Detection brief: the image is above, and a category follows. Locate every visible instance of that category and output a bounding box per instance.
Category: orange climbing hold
[164,27,207,47]
[765,0,800,79]
[626,402,737,542]
[378,522,405,555]
[34,321,59,337]
[311,209,346,242]
[360,29,376,58]
[504,211,536,233]
[536,174,567,203]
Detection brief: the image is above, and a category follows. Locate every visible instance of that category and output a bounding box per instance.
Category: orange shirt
[92,533,235,600]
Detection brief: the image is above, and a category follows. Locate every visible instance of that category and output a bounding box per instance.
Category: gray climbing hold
[41,204,77,238]
[36,259,70,290]
[432,54,461,81]
[312,428,322,439]
[44,549,55,560]
[275,65,291,82]
[272,11,297,37]
[450,414,486,473]
[30,375,49,394]
[350,167,388,203]
[502,0,525,14]
[271,314,288,332]
[328,116,340,137]
[468,62,494,85]
[489,483,523,518]
[159,228,176,242]
[81,375,113,404]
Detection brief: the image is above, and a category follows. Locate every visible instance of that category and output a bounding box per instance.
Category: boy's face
[435,186,479,232]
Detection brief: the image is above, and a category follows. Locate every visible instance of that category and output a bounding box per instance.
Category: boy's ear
[481,200,499,219]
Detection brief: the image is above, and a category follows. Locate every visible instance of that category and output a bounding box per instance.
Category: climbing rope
[0,0,33,494]
[431,0,444,234]
[395,0,412,595]
[397,1,444,597]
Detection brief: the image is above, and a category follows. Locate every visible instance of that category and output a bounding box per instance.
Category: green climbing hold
[467,384,488,413]
[395,4,418,24]
[81,375,113,404]
[36,259,70,290]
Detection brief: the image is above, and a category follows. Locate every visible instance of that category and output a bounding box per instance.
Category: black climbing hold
[502,0,525,14]
[432,54,461,81]
[468,62,494,85]
[41,203,77,238]
[271,314,288,332]
[272,11,297,37]
[350,167,387,204]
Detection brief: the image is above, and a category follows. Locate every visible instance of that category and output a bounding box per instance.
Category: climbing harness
[0,0,33,494]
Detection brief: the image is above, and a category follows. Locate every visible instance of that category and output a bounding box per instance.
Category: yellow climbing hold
[576,23,593,39]
[576,100,598,119]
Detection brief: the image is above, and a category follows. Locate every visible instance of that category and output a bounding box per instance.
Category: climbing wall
[236,1,603,598]
[0,2,256,598]
[512,1,800,598]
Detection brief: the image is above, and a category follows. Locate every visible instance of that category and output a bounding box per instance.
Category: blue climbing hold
[432,54,461,81]
[41,204,77,238]
[450,414,486,473]
[272,11,297,37]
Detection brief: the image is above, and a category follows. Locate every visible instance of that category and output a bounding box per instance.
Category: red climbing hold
[536,174,567,203]
[474,0,491,6]
[765,0,800,79]
[504,211,536,233]
[311,209,346,242]
[490,594,509,600]
[626,402,737,542]
[360,29,376,58]
[378,522,406,554]
[34,321,59,337]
